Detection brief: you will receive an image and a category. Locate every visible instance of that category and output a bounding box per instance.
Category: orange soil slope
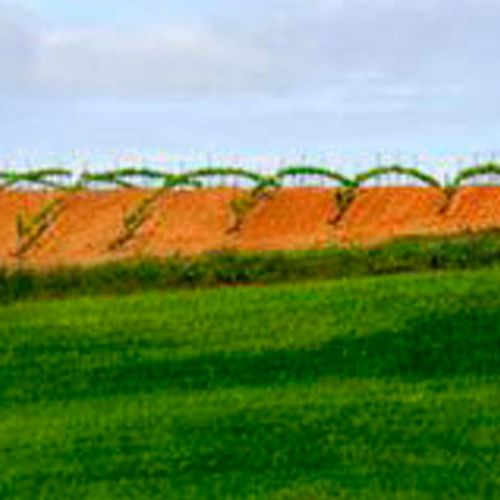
[124,188,241,256]
[334,187,446,246]
[27,189,147,267]
[2,187,500,269]
[237,187,338,251]
[0,191,60,266]
[431,187,500,236]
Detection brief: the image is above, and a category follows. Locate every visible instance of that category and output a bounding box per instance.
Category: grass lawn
[1,269,499,498]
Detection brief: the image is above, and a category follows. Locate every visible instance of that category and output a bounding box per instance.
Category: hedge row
[3,231,500,303]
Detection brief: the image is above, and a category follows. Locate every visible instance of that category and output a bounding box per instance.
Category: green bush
[186,167,277,188]
[276,166,356,187]
[79,170,134,188]
[453,163,500,187]
[0,168,72,189]
[354,165,441,187]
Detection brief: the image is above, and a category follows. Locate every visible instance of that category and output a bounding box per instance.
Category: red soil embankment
[125,188,241,256]
[237,187,338,251]
[27,189,147,267]
[430,187,500,236]
[0,190,61,266]
[3,186,500,269]
[335,187,446,246]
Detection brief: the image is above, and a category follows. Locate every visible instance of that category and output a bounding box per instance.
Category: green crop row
[3,163,500,190]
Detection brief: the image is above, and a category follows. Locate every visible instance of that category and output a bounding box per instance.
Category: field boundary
[3,231,500,303]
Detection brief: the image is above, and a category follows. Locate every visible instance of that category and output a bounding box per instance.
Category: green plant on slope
[330,186,358,225]
[452,163,500,187]
[15,197,65,259]
[108,192,162,251]
[114,168,183,189]
[162,173,202,189]
[276,166,356,188]
[186,167,275,187]
[228,179,279,233]
[437,185,460,215]
[0,169,72,190]
[354,165,441,188]
[79,170,134,189]
[109,175,202,251]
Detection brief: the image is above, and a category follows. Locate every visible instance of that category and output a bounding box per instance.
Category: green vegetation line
[4,231,500,303]
[3,162,500,190]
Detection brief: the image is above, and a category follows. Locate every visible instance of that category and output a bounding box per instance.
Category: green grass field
[1,269,499,498]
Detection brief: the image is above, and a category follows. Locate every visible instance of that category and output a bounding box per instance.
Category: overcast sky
[1,0,500,162]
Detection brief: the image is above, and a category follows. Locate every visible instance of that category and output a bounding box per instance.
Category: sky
[1,0,500,164]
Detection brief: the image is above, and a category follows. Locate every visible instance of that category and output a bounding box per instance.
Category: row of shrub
[3,164,500,190]
[3,231,500,303]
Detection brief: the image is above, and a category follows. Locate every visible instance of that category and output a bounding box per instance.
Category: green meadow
[1,269,499,498]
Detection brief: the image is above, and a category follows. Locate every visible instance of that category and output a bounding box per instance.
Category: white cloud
[0,2,275,96]
[2,0,500,153]
[35,25,271,95]
[2,0,500,100]
[0,3,41,89]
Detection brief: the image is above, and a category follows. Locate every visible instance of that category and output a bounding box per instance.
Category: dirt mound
[335,187,446,246]
[27,189,147,267]
[124,188,241,256]
[237,187,338,251]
